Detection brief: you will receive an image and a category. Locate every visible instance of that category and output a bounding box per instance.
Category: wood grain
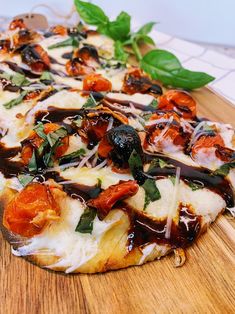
[1,88,235,314]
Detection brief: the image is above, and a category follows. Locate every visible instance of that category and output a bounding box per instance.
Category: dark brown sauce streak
[125,203,201,250]
[145,153,234,208]
[0,144,23,178]
[4,61,41,79]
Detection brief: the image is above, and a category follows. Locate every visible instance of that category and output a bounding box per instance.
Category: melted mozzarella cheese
[61,166,133,189]
[106,92,154,106]
[127,178,226,222]
[14,197,124,273]
[25,90,86,124]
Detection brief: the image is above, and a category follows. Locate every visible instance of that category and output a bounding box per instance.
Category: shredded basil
[59,148,86,165]
[128,149,143,180]
[142,178,161,210]
[0,72,30,87]
[83,94,97,108]
[214,161,235,177]
[188,181,204,191]
[75,207,97,234]
[3,90,28,109]
[39,71,54,82]
[18,174,34,187]
[28,150,38,173]
[48,37,79,49]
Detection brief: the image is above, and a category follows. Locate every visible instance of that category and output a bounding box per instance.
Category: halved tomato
[191,133,225,158]
[158,90,196,119]
[3,183,60,237]
[83,73,112,92]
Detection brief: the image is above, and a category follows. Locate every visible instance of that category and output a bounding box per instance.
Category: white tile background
[1,14,235,106]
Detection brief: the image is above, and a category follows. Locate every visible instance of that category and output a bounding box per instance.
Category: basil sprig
[74,0,215,89]
[141,50,215,89]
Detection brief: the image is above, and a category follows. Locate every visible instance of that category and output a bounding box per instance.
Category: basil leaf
[137,22,156,35]
[135,34,155,46]
[103,11,131,41]
[169,175,176,185]
[74,0,109,26]
[18,174,34,187]
[149,99,158,108]
[40,71,54,82]
[128,149,143,178]
[83,94,97,108]
[142,178,161,210]
[3,90,28,109]
[114,41,129,62]
[141,49,215,89]
[73,116,83,127]
[75,207,97,234]
[47,127,68,147]
[214,161,235,177]
[88,178,102,199]
[12,73,30,86]
[28,150,38,173]
[34,122,47,140]
[0,72,30,87]
[188,181,204,191]
[48,37,79,49]
[59,148,86,165]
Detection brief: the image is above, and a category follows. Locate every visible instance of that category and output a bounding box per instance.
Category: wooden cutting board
[0,88,235,314]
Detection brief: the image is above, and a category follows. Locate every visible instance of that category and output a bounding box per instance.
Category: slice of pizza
[0,16,234,274]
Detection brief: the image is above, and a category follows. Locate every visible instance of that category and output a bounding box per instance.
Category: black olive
[106,125,143,165]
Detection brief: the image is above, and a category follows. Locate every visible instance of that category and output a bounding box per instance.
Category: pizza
[0,17,234,274]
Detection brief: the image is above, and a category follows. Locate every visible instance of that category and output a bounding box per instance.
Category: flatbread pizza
[0,8,234,274]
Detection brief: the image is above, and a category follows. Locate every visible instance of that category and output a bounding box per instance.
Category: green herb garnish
[75,207,97,233]
[142,178,161,210]
[214,161,235,177]
[128,149,143,179]
[18,174,34,187]
[48,37,80,49]
[39,71,54,82]
[59,148,86,165]
[0,72,30,87]
[74,0,215,89]
[28,150,38,173]
[83,94,97,108]
[188,181,204,191]
[141,50,214,89]
[3,90,28,109]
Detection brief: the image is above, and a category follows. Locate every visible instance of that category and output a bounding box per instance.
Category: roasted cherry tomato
[3,183,60,237]
[9,18,27,30]
[158,90,196,119]
[191,134,225,158]
[74,45,99,68]
[65,58,94,76]
[21,44,50,72]
[21,123,69,165]
[83,73,112,92]
[24,89,41,101]
[49,25,68,36]
[88,180,139,219]
[145,112,188,149]
[122,68,162,95]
